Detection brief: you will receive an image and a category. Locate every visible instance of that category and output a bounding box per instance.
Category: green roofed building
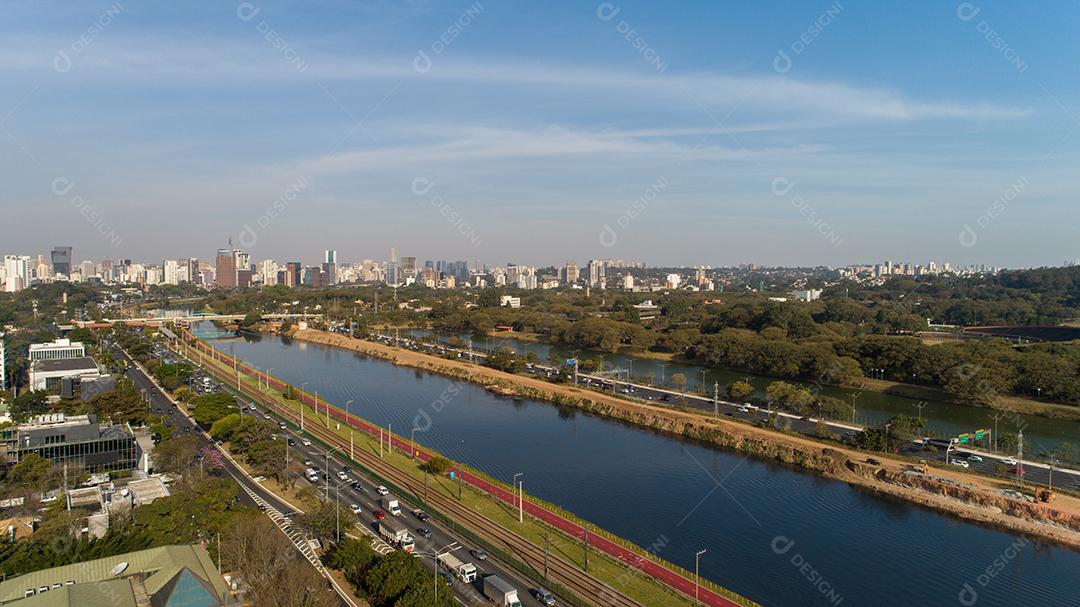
[0,545,236,607]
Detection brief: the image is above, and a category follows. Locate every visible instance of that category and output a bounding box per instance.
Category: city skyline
[3,2,1079,266]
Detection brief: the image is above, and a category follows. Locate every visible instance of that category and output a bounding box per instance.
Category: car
[287,438,297,446]
[1007,467,1026,476]
[302,439,311,447]
[376,485,389,496]
[416,527,432,538]
[373,509,386,520]
[278,422,288,430]
[866,457,881,466]
[350,481,362,491]
[337,472,349,481]
[470,548,487,561]
[263,413,271,420]
[303,459,314,467]
[413,510,429,522]
[535,587,557,606]
[438,572,455,586]
[967,455,983,462]
[1001,458,1018,466]
[349,504,362,515]
[948,459,969,469]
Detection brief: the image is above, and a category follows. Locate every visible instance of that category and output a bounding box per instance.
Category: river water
[202,325,1080,607]
[401,329,1080,462]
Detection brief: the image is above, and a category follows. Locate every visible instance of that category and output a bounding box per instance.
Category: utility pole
[1017,429,1024,487]
[543,530,550,581]
[850,392,860,424]
[699,369,707,395]
[346,400,354,460]
[990,413,1005,452]
[713,381,719,417]
[659,363,667,386]
[912,401,927,423]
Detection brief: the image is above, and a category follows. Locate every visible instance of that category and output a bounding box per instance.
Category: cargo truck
[377,519,414,552]
[437,551,477,583]
[380,496,401,516]
[482,575,522,607]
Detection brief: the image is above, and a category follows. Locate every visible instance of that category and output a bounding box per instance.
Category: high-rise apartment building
[4,255,31,292]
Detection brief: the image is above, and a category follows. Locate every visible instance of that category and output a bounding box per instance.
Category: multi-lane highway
[126,340,553,607]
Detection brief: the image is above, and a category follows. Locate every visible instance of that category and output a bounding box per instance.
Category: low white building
[29,338,85,361]
[789,289,823,302]
[499,295,521,309]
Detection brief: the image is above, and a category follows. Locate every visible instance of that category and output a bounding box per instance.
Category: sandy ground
[295,329,1080,549]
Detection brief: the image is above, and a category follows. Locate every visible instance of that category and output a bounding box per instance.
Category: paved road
[379,334,1080,497]
[170,349,550,607]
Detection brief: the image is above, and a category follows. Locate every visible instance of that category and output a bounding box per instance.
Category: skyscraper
[51,246,72,276]
[322,250,337,285]
[215,247,237,287]
[387,247,398,285]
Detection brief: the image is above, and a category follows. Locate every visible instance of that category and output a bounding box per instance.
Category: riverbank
[475,329,1080,422]
[294,328,1080,550]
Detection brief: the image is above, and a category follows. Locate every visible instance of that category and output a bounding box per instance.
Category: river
[201,324,1080,607]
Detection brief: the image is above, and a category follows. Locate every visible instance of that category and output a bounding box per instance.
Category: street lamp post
[301,382,309,431]
[411,426,419,460]
[345,400,354,460]
[695,549,707,605]
[513,473,524,523]
[912,401,927,423]
[325,446,343,499]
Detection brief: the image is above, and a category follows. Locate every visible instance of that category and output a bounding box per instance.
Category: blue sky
[2,0,1078,268]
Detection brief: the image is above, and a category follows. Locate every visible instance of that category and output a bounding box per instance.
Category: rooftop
[0,545,230,606]
[29,358,99,374]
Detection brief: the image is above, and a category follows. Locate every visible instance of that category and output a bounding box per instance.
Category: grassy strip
[183,339,759,607]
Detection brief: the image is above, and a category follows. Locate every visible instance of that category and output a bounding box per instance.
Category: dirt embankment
[292,328,1080,549]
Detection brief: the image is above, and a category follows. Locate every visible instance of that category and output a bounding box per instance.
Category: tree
[10,390,48,422]
[727,381,755,402]
[153,435,200,474]
[364,552,425,606]
[191,393,237,427]
[670,372,687,391]
[420,456,452,475]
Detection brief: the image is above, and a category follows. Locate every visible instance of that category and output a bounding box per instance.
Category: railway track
[184,340,644,607]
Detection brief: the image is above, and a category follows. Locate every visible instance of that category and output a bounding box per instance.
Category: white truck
[377,520,414,552]
[437,551,477,583]
[482,575,522,607]
[380,496,401,516]
[305,467,319,482]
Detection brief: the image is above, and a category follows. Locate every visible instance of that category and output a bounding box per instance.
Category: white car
[349,504,362,515]
[948,459,969,469]
[337,471,348,481]
[1001,458,1018,466]
[376,485,389,496]
[302,439,311,447]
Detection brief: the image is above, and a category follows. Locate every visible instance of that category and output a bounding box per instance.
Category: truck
[437,551,477,583]
[305,468,319,482]
[482,575,522,607]
[377,519,414,552]
[380,496,401,516]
